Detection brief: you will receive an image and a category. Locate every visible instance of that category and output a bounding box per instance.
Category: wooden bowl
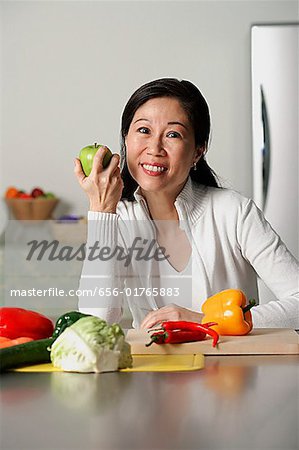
[5,197,59,220]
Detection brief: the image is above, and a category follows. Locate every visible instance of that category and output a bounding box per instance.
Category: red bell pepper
[0,307,54,340]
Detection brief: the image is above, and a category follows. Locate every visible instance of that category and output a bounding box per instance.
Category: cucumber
[0,337,55,372]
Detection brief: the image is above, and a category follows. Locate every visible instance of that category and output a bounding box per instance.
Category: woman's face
[125,97,202,196]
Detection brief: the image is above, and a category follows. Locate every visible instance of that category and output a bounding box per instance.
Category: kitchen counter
[1,354,298,450]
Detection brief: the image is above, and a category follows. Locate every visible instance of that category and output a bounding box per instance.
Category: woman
[75,78,298,329]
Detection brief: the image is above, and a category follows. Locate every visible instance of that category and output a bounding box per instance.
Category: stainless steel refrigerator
[251,23,299,303]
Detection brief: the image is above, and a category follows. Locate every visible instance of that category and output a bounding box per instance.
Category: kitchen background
[0,0,298,320]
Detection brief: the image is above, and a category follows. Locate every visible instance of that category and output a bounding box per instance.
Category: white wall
[0,0,298,233]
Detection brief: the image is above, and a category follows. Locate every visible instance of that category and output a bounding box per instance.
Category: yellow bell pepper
[201,289,256,336]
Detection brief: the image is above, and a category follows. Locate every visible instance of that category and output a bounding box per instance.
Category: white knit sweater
[78,177,299,329]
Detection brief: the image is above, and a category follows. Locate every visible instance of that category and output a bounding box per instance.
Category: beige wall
[0,0,298,233]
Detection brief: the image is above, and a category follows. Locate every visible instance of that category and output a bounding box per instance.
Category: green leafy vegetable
[50,316,133,373]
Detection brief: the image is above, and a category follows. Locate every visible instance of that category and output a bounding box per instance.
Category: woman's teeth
[142,164,167,172]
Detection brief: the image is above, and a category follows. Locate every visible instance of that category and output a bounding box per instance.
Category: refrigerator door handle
[260,85,271,210]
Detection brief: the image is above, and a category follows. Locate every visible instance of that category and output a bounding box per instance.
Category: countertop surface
[1,354,298,450]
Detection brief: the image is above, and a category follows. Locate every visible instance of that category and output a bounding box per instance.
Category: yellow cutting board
[12,354,205,373]
[126,328,299,355]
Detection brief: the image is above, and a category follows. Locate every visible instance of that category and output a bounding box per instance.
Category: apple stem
[94,142,99,148]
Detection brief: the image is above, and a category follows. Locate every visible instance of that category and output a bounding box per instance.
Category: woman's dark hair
[120,78,219,201]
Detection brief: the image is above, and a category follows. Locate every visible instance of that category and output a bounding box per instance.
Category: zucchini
[0,337,55,372]
[0,311,90,373]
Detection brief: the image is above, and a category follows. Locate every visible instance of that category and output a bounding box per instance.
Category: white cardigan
[78,177,299,329]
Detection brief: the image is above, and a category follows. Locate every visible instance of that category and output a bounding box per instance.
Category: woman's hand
[140,304,204,330]
[74,147,124,213]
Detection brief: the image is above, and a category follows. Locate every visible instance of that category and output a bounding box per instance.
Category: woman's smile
[140,162,168,176]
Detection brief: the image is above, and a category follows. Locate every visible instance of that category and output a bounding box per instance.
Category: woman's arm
[237,199,299,328]
[74,147,127,322]
[77,211,128,323]
[139,304,204,329]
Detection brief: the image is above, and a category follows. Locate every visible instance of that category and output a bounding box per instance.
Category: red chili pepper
[165,330,207,344]
[157,321,218,332]
[146,329,209,347]
[201,326,219,348]
[0,307,54,340]
[146,331,166,346]
[200,322,218,328]
[149,321,217,333]
[147,321,219,347]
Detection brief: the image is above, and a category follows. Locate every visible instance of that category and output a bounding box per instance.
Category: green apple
[45,192,55,199]
[79,143,113,176]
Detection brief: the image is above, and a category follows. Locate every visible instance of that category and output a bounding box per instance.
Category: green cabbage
[50,316,133,373]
